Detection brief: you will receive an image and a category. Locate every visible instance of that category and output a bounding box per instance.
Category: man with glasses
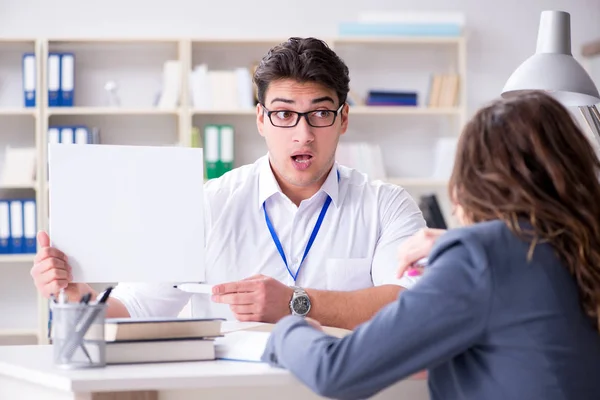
[31,37,426,330]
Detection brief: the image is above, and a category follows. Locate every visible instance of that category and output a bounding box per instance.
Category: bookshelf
[0,35,466,344]
[0,39,44,345]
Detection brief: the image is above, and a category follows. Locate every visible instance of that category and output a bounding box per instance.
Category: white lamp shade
[501,10,600,106]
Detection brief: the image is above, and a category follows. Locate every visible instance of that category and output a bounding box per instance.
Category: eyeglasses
[262,103,344,128]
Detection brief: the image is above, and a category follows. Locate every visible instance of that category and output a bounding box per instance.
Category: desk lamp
[501,10,600,142]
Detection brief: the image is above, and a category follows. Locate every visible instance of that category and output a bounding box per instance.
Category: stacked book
[427,74,460,107]
[189,64,255,110]
[103,317,224,364]
[335,142,387,181]
[365,90,417,106]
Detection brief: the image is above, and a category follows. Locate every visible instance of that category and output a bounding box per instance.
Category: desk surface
[0,345,297,393]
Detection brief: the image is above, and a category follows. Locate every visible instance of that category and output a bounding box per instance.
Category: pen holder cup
[50,302,107,369]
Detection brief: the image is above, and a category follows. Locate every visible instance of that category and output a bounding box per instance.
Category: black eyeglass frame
[261,103,345,128]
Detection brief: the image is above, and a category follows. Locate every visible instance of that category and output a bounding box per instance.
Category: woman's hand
[397,228,446,278]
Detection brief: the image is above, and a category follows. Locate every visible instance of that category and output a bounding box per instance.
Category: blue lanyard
[263,170,339,282]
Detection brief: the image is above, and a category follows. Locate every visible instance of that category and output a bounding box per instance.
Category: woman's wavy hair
[449,91,600,332]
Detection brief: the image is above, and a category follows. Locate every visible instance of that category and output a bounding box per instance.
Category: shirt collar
[257,155,341,209]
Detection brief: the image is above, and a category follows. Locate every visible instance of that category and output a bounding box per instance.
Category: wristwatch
[289,286,311,316]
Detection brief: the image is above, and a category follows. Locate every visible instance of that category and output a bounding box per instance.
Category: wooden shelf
[386,177,448,187]
[350,106,460,115]
[0,39,36,44]
[48,38,180,45]
[0,328,38,337]
[0,108,37,116]
[47,107,180,116]
[0,183,37,190]
[192,108,255,116]
[192,38,287,45]
[0,254,35,263]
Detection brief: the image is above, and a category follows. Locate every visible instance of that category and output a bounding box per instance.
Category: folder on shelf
[23,200,36,254]
[74,126,90,144]
[22,53,36,108]
[0,201,10,254]
[190,126,201,148]
[60,127,75,144]
[47,53,61,107]
[9,200,24,254]
[48,127,60,144]
[60,53,75,107]
[204,125,220,179]
[219,125,234,175]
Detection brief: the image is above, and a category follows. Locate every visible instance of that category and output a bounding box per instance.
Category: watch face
[292,295,310,315]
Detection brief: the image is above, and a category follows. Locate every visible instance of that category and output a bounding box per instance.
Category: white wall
[1,0,599,114]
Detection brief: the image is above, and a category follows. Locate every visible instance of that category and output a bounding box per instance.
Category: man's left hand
[211,274,293,322]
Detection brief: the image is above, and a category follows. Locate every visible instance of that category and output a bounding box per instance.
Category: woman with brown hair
[261,91,600,400]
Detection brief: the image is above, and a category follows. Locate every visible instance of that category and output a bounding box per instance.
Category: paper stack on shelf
[0,146,36,187]
[336,142,387,181]
[157,60,182,108]
[431,137,458,179]
[190,64,254,110]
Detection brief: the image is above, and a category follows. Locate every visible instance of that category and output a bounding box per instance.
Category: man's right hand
[30,231,94,301]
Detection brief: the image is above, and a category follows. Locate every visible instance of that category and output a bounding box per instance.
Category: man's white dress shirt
[111,155,426,320]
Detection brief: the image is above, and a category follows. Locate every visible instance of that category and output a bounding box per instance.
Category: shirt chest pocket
[326,258,373,291]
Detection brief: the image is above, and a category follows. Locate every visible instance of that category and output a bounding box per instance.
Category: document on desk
[215,331,271,362]
[48,144,205,283]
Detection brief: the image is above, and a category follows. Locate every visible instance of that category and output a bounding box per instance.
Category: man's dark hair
[253,37,350,106]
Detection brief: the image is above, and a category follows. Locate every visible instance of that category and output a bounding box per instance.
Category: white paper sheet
[48,143,205,283]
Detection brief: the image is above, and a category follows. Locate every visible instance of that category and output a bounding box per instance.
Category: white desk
[0,345,429,400]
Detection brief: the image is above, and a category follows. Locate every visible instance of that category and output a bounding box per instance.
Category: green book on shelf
[203,124,220,180]
[219,125,234,176]
[190,126,201,148]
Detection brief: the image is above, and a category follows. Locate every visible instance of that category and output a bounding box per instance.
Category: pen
[93,286,113,305]
[60,287,114,363]
[79,293,92,305]
[77,292,93,363]
[58,288,68,304]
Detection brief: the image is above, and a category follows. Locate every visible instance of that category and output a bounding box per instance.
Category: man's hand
[211,274,293,322]
[396,228,446,278]
[30,231,95,301]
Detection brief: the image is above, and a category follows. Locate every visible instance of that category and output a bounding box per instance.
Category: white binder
[75,127,90,144]
[60,127,75,144]
[9,200,23,253]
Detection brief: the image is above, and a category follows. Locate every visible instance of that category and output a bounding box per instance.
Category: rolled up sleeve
[110,282,192,318]
[371,185,426,287]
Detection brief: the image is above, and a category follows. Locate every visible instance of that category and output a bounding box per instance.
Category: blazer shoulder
[429,220,508,271]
